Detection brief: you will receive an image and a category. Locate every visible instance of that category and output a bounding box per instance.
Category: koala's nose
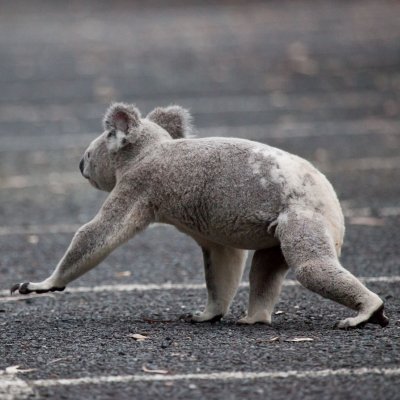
[79,158,84,175]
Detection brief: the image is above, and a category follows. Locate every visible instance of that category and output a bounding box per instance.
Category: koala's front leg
[11,191,152,295]
[191,244,247,322]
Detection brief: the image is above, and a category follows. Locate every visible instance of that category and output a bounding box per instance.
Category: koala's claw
[10,282,65,295]
[10,282,30,295]
[336,304,389,329]
[189,311,223,323]
[369,304,389,327]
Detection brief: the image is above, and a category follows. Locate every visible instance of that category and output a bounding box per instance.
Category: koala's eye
[107,130,116,139]
[87,152,91,159]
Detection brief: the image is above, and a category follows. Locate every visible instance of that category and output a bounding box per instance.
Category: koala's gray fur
[11,103,389,329]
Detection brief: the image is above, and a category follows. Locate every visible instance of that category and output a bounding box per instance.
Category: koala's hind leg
[238,247,289,325]
[277,210,389,329]
[190,245,247,322]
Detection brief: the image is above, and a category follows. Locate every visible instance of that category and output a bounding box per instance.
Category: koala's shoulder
[139,137,276,171]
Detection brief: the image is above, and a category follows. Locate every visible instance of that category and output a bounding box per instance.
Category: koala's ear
[103,103,141,133]
[146,105,192,139]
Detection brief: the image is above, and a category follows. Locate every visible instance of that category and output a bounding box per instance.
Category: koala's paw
[189,310,223,323]
[10,282,65,295]
[237,316,272,325]
[237,310,272,325]
[336,304,389,329]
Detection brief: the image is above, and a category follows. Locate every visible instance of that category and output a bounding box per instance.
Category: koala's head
[79,102,192,192]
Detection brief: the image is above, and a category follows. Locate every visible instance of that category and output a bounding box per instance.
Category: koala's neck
[114,134,170,176]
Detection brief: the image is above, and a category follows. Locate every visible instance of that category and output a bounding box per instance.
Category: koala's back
[141,137,344,250]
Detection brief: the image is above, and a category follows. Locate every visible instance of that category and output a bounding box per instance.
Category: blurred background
[1,0,400,291]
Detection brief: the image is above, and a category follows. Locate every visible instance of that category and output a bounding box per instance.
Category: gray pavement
[0,1,399,399]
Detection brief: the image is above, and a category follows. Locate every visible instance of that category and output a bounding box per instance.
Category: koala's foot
[189,310,223,323]
[240,247,288,326]
[336,303,389,329]
[190,245,247,324]
[237,311,272,325]
[10,282,65,295]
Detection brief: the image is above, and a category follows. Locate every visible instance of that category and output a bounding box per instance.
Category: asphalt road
[0,1,399,399]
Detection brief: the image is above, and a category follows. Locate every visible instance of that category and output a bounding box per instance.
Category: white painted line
[29,367,400,387]
[343,206,400,219]
[0,293,56,302]
[0,282,212,299]
[0,134,94,153]
[1,276,399,299]
[33,275,400,292]
[0,222,163,236]
[200,120,400,139]
[379,207,400,217]
[0,224,81,236]
[45,275,400,294]
[331,156,400,172]
[0,376,35,400]
[0,172,82,189]
[364,276,400,283]
[70,282,212,293]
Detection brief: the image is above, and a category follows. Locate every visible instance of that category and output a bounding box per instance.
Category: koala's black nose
[79,158,84,175]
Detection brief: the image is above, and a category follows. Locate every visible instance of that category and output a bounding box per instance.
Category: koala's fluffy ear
[146,105,192,139]
[103,103,141,133]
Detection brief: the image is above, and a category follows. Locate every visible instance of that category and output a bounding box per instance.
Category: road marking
[331,156,400,172]
[27,367,400,387]
[0,207,399,236]
[201,120,400,139]
[0,172,80,189]
[378,207,400,217]
[3,366,399,396]
[1,276,399,299]
[1,155,399,190]
[0,222,163,236]
[0,376,35,400]
[0,134,94,152]
[0,224,81,236]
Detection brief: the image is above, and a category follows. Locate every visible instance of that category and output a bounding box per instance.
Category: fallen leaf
[115,271,131,277]
[142,317,175,323]
[256,336,280,343]
[142,365,169,374]
[47,357,72,365]
[284,337,314,342]
[129,333,148,342]
[27,235,39,244]
[5,365,37,374]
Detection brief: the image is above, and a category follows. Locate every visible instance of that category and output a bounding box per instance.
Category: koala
[11,103,389,329]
